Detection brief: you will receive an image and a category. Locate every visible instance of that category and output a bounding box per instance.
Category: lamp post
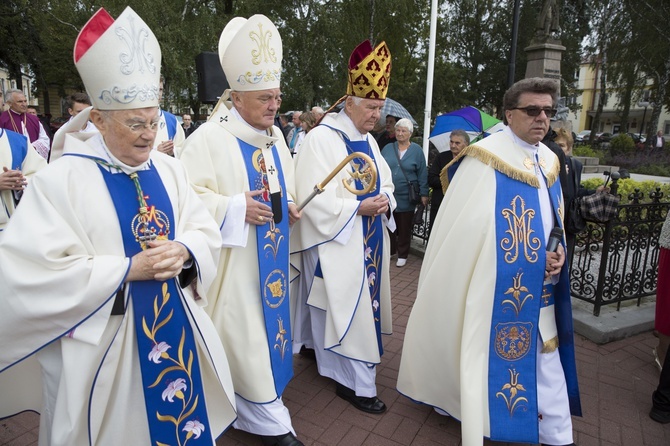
[638,100,649,139]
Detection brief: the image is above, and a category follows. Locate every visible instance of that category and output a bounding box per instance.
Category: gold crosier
[296,152,377,212]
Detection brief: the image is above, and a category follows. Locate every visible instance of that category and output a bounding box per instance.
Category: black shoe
[650,406,670,424]
[335,383,386,414]
[298,345,316,360]
[260,432,304,446]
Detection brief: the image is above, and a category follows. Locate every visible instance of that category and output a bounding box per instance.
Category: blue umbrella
[429,106,503,152]
[381,98,417,127]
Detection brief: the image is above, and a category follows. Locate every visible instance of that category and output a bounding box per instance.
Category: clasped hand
[545,244,565,280]
[0,167,27,191]
[357,194,389,217]
[127,240,190,282]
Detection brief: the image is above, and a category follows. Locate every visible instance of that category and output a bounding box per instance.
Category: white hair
[5,88,25,103]
[395,118,413,134]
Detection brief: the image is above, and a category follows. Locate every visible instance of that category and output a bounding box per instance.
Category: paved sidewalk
[2,255,670,445]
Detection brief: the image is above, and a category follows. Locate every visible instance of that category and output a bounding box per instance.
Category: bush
[573,145,605,163]
[607,150,670,177]
[609,133,635,157]
[580,177,670,204]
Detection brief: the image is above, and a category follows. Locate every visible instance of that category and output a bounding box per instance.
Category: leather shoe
[650,406,670,424]
[260,432,304,446]
[336,383,386,414]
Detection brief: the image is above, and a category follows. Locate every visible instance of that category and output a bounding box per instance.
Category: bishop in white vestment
[0,8,236,446]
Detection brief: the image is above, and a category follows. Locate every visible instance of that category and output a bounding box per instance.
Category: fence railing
[413,186,669,316]
[570,188,669,315]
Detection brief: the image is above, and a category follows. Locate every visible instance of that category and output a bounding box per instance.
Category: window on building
[664,122,670,135]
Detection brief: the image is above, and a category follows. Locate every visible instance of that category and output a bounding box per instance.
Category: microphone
[546,227,563,252]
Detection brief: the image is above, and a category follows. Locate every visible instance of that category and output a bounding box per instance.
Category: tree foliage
[1,0,657,134]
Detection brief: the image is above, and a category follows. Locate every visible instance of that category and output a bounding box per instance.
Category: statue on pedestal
[536,0,561,38]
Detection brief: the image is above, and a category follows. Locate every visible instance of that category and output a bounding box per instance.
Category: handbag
[566,197,587,234]
[393,142,421,206]
[413,202,425,225]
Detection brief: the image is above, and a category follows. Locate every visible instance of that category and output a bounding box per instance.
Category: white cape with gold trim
[397,130,568,445]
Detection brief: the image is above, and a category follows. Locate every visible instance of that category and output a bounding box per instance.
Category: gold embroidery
[143,283,201,444]
[500,195,541,264]
[502,271,534,316]
[496,369,529,416]
[538,157,546,169]
[249,23,277,65]
[523,157,534,170]
[264,223,284,260]
[263,269,286,309]
[541,286,552,306]
[274,316,289,361]
[541,336,559,353]
[494,322,533,360]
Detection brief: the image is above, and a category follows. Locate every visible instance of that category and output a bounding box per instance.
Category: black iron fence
[570,187,669,315]
[413,186,669,316]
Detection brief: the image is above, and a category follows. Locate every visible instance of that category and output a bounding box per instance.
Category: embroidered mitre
[73,7,161,111]
[218,14,282,92]
[346,40,392,99]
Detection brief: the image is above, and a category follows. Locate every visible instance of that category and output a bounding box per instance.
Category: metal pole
[421,0,439,164]
[639,106,647,139]
[507,0,521,87]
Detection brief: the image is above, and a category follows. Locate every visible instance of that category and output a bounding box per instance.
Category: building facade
[568,61,670,136]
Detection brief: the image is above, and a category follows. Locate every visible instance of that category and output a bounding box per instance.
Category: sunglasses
[512,106,557,118]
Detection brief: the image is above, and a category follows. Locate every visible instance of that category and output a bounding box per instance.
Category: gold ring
[258,215,264,222]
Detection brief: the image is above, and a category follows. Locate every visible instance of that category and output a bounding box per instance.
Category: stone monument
[524,0,566,83]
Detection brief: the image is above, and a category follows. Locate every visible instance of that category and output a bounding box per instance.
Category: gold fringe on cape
[439,144,560,194]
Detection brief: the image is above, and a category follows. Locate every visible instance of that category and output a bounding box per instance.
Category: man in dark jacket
[427,130,469,237]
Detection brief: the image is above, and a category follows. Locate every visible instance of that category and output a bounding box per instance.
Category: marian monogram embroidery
[249,23,277,65]
[500,195,541,264]
[116,15,157,75]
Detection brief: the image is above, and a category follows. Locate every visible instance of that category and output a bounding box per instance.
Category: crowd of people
[0,6,668,446]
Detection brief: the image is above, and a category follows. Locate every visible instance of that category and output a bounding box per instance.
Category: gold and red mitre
[346,40,391,99]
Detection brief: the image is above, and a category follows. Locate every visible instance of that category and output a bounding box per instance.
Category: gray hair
[5,88,25,103]
[395,118,414,134]
[450,129,471,144]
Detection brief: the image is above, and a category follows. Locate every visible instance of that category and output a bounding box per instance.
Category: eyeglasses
[110,116,160,133]
[511,106,557,118]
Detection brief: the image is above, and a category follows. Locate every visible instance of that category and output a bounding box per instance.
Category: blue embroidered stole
[4,129,28,205]
[5,129,28,170]
[98,163,212,445]
[237,139,293,396]
[163,110,177,141]
[323,126,385,355]
[488,171,546,443]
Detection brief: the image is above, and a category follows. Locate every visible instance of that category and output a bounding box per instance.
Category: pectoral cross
[542,287,552,306]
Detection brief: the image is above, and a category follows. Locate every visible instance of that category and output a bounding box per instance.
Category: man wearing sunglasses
[398,77,581,446]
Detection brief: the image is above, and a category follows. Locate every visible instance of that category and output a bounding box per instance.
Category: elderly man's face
[92,107,159,167]
[505,92,553,145]
[347,98,385,135]
[292,112,301,126]
[9,93,28,114]
[449,135,468,156]
[233,88,281,131]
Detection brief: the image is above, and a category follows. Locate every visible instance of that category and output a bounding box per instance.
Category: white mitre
[73,7,161,110]
[218,14,282,91]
